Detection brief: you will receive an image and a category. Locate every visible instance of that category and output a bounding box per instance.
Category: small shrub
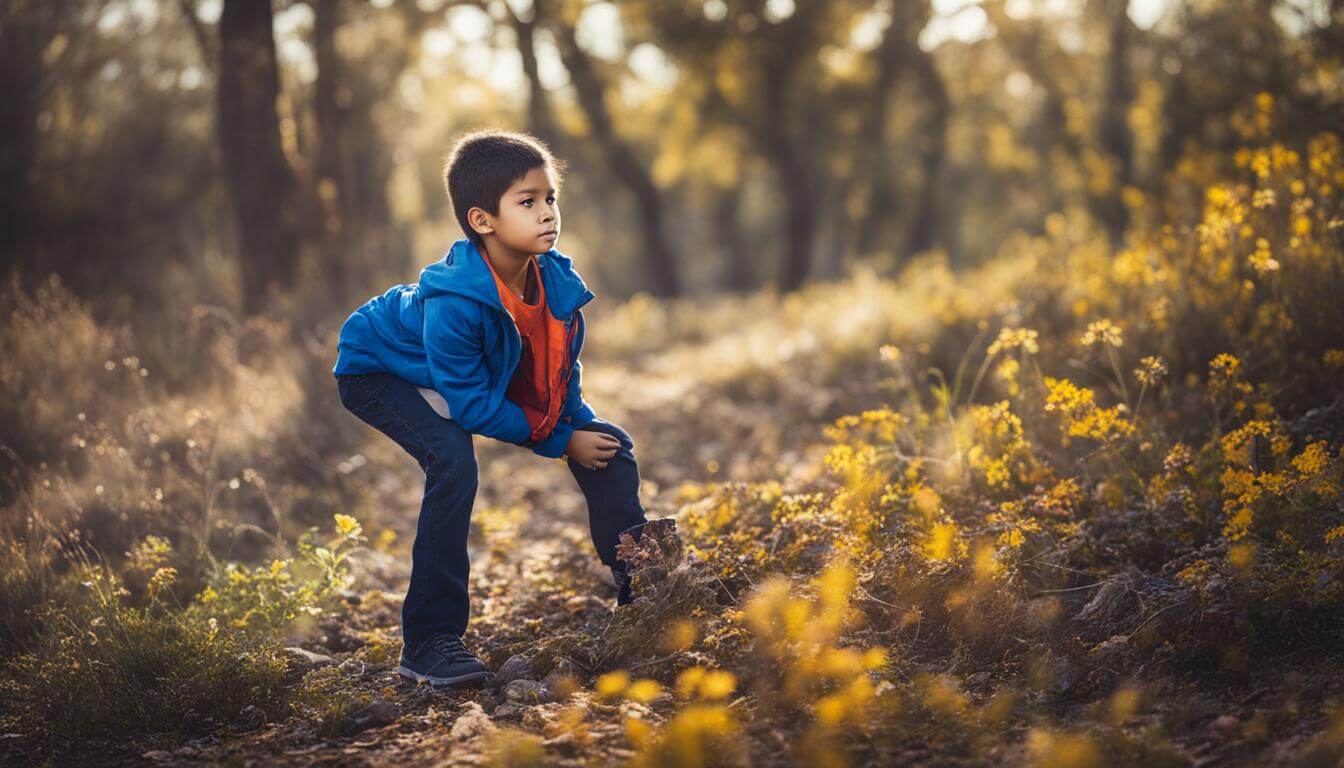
[6,561,287,737]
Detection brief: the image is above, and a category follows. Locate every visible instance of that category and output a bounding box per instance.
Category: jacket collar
[419,238,596,320]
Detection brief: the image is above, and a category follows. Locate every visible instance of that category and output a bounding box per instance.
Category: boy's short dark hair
[442,129,567,246]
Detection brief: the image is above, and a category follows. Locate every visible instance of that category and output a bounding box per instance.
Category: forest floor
[6,308,1344,767]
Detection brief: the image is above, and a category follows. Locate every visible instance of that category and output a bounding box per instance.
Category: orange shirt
[480,252,572,443]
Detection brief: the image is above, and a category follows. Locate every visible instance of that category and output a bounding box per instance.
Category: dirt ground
[6,336,1343,768]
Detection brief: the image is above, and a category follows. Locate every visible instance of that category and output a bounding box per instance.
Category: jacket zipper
[556,310,581,411]
[539,310,580,439]
[478,253,592,445]
[499,305,581,442]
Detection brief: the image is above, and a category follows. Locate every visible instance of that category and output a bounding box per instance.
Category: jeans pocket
[339,373,392,411]
[341,377,440,470]
[336,376,364,413]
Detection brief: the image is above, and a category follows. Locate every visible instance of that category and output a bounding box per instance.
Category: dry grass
[2,113,1343,764]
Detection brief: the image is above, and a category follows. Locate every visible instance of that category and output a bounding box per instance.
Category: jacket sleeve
[422,296,535,447]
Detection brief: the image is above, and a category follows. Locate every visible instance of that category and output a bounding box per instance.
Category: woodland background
[2,0,1344,765]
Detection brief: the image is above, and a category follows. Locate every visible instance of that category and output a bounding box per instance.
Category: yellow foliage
[596,670,630,700]
[626,679,665,704]
[923,520,967,563]
[1025,728,1101,768]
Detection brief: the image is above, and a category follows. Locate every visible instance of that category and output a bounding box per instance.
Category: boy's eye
[521,196,557,207]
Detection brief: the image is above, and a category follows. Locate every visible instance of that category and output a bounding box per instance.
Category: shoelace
[428,634,478,663]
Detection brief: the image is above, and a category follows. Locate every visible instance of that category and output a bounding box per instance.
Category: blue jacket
[332,238,598,458]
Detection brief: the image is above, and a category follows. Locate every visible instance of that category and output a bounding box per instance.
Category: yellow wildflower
[699,670,737,700]
[626,679,664,703]
[988,327,1040,356]
[1163,443,1192,472]
[1044,377,1134,442]
[1080,319,1124,348]
[923,520,967,562]
[1135,355,1167,386]
[147,567,178,599]
[1248,238,1280,275]
[334,513,361,536]
[596,670,630,699]
[1291,441,1330,477]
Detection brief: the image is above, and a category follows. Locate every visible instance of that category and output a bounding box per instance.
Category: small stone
[543,731,579,755]
[966,671,993,688]
[564,595,601,613]
[238,704,266,730]
[338,657,368,677]
[541,661,580,702]
[284,646,337,668]
[1092,634,1130,655]
[450,701,496,740]
[494,654,533,686]
[1210,714,1241,738]
[345,699,399,735]
[505,678,546,703]
[141,751,172,761]
[491,703,522,719]
[522,707,552,729]
[542,658,576,682]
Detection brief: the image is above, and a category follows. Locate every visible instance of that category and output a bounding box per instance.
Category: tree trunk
[549,17,681,298]
[985,3,1082,231]
[313,0,406,302]
[0,0,63,269]
[510,0,558,144]
[762,55,816,293]
[313,0,349,302]
[855,9,909,259]
[713,185,752,292]
[217,0,306,315]
[1096,0,1135,246]
[901,42,950,262]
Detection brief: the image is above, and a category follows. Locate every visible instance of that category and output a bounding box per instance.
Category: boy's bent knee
[423,427,476,477]
[581,419,635,452]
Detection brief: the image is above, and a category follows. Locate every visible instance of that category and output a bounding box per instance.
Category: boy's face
[469,166,561,256]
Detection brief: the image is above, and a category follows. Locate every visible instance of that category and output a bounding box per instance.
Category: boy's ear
[467,206,494,237]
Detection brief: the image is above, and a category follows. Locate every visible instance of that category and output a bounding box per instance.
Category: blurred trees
[310,0,408,310]
[543,0,682,296]
[863,0,949,264]
[0,1,65,263]
[1094,0,1136,245]
[217,0,313,314]
[1,0,1341,319]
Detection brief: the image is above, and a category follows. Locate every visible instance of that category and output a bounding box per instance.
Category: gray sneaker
[397,633,489,688]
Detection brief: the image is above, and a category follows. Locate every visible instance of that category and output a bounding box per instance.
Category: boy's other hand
[564,429,620,469]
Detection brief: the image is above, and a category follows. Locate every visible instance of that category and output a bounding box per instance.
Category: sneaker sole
[396,664,489,689]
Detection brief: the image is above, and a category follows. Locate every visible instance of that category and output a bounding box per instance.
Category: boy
[332,130,650,688]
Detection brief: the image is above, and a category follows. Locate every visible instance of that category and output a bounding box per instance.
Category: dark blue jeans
[335,371,648,646]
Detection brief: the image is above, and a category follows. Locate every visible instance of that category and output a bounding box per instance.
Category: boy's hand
[564,429,620,469]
